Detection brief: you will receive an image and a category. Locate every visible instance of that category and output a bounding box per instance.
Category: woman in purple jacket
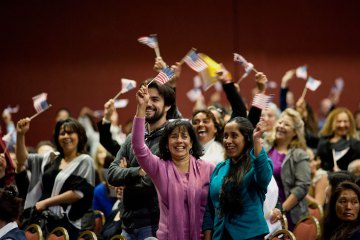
[131,84,215,240]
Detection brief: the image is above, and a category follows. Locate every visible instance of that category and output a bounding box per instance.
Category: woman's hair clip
[3,185,18,199]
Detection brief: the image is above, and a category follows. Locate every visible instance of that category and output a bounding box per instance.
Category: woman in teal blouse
[203,117,273,240]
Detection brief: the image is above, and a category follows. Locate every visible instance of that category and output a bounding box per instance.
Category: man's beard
[146,107,166,124]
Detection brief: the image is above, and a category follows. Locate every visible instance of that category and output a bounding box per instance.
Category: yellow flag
[198,53,231,90]
[198,53,221,90]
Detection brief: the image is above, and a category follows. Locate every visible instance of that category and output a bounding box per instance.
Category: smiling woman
[131,85,215,240]
[202,117,273,240]
[317,107,360,172]
[264,108,310,230]
[15,117,95,239]
[191,109,225,165]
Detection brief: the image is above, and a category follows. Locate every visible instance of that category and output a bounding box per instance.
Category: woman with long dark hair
[322,181,360,240]
[203,117,273,240]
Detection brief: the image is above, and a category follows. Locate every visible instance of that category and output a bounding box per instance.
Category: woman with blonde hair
[265,108,310,229]
[317,107,360,172]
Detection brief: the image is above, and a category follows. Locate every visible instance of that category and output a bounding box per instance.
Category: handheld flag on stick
[1,130,14,154]
[233,53,258,83]
[300,76,322,99]
[30,93,52,120]
[252,93,274,110]
[1,131,12,144]
[114,99,129,109]
[94,99,130,118]
[306,76,322,91]
[113,78,137,100]
[198,53,222,90]
[295,65,308,79]
[3,105,19,115]
[186,88,202,102]
[181,48,208,72]
[138,34,161,57]
[330,77,344,95]
[149,67,175,85]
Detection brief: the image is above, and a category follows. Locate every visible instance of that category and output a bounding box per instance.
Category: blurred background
[1,0,359,146]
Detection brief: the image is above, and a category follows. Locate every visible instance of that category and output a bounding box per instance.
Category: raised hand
[154,57,167,73]
[16,118,31,135]
[104,99,115,121]
[281,69,295,88]
[171,62,182,79]
[215,63,232,83]
[253,117,267,142]
[255,72,268,93]
[135,85,150,118]
[253,117,267,156]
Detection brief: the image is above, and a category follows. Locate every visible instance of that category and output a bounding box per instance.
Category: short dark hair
[328,171,354,189]
[147,80,177,120]
[159,119,203,160]
[0,185,22,223]
[53,118,88,157]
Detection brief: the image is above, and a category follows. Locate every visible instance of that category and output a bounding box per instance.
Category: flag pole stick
[150,34,161,58]
[2,145,8,155]
[300,87,308,100]
[252,67,259,74]
[113,90,123,100]
[178,48,197,66]
[147,79,155,87]
[29,104,52,121]
[154,47,161,58]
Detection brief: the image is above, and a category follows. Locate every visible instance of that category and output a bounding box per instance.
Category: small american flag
[138,36,158,49]
[306,77,322,91]
[3,105,19,114]
[234,53,254,72]
[184,50,208,72]
[153,67,175,84]
[121,78,137,93]
[114,99,129,108]
[296,65,308,79]
[252,93,274,110]
[2,131,12,144]
[32,93,49,113]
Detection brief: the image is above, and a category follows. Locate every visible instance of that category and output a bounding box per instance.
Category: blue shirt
[203,148,273,240]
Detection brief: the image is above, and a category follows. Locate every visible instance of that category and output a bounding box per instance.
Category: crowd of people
[1,57,360,240]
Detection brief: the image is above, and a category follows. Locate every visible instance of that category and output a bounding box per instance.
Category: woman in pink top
[131,85,215,240]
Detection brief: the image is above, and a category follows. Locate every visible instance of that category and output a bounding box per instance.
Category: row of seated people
[1,61,360,239]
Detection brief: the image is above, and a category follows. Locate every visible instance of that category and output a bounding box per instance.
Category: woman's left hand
[269,208,283,224]
[253,117,267,142]
[136,85,150,107]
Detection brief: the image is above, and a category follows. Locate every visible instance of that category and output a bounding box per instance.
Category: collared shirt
[0,222,18,238]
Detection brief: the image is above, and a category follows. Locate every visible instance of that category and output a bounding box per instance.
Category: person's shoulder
[213,159,228,172]
[196,158,215,170]
[289,148,309,162]
[79,154,95,165]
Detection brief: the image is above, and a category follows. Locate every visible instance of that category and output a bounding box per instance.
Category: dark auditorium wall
[1,1,359,147]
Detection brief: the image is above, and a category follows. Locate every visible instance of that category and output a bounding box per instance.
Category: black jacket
[107,123,166,232]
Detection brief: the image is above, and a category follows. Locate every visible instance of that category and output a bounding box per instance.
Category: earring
[189,148,193,155]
